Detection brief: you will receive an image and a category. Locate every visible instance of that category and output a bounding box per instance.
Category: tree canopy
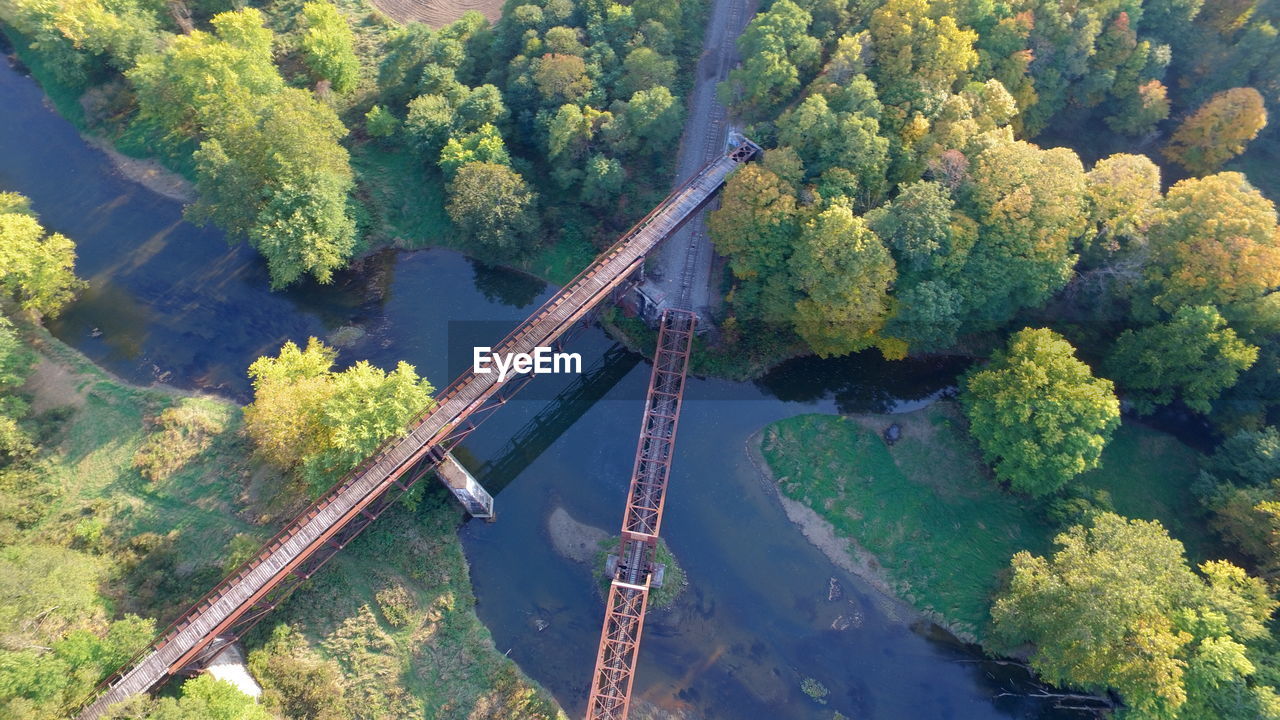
[961,328,1120,496]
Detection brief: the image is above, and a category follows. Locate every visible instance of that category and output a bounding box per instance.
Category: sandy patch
[84,135,196,204]
[547,505,609,564]
[368,0,503,27]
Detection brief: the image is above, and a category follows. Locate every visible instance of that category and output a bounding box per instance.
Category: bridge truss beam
[586,308,696,720]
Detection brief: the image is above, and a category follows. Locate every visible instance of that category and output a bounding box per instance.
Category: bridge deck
[78,141,757,719]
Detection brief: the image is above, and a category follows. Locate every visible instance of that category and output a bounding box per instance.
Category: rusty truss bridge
[586,308,695,720]
[77,137,760,720]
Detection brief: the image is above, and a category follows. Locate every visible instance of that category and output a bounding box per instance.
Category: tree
[438,124,511,178]
[866,180,959,277]
[244,338,435,494]
[532,53,592,105]
[619,86,683,155]
[1106,306,1258,414]
[775,93,889,203]
[1164,88,1268,175]
[1106,79,1171,136]
[146,675,271,720]
[992,513,1277,720]
[789,203,897,357]
[868,0,978,114]
[446,162,538,255]
[618,47,675,97]
[722,0,821,118]
[1085,153,1162,258]
[961,328,1119,496]
[364,105,399,138]
[958,140,1088,331]
[707,159,798,280]
[191,89,357,289]
[130,9,357,289]
[1143,172,1280,314]
[244,338,338,469]
[0,198,84,316]
[404,94,458,152]
[300,1,359,93]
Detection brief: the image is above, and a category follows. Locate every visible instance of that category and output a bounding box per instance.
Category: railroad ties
[76,139,760,720]
[586,308,697,720]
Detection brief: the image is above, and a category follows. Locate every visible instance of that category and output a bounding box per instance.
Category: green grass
[591,537,687,610]
[259,487,566,719]
[760,404,1209,641]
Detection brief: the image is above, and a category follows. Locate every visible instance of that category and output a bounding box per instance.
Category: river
[0,56,1078,719]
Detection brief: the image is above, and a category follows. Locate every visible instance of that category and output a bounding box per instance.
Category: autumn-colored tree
[961,328,1119,497]
[992,513,1278,720]
[1163,88,1268,175]
[1143,172,1280,313]
[868,0,978,116]
[789,203,897,357]
[707,158,799,280]
[1084,153,1162,258]
[1106,305,1259,414]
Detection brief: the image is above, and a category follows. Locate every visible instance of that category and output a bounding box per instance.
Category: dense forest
[5,0,1280,718]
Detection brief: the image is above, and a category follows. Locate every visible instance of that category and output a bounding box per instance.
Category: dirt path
[639,0,759,318]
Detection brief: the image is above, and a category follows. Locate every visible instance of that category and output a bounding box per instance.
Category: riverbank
[5,323,565,718]
[752,404,1210,643]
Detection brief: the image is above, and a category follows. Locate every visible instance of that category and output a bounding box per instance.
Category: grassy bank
[758,404,1208,641]
[4,326,563,718]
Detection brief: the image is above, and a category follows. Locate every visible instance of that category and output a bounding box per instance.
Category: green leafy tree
[1164,88,1268,175]
[532,53,593,105]
[404,94,458,152]
[618,86,683,156]
[0,198,84,316]
[244,338,434,494]
[300,1,359,93]
[446,162,538,255]
[438,124,511,178]
[1106,306,1259,414]
[145,675,271,720]
[775,93,889,204]
[789,203,897,357]
[961,328,1119,497]
[364,105,399,138]
[722,0,821,118]
[1143,172,1280,314]
[618,47,675,96]
[958,140,1088,331]
[1106,79,1171,136]
[992,513,1278,720]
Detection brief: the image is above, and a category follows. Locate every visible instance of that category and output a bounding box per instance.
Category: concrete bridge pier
[436,451,495,519]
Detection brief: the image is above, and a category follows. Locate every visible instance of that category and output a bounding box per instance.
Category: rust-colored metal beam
[586,309,696,720]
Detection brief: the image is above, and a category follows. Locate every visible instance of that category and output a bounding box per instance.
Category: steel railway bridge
[77,137,759,720]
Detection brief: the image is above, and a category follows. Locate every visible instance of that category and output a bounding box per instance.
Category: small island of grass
[592,537,687,610]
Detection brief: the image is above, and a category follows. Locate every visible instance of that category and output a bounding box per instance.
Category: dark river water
[1,56,1079,720]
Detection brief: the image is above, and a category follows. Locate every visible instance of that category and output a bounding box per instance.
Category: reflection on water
[1,58,1082,719]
